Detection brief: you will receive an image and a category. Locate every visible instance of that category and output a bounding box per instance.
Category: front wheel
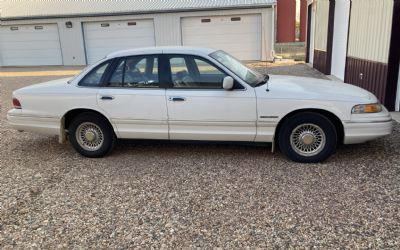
[68,113,115,158]
[278,112,337,163]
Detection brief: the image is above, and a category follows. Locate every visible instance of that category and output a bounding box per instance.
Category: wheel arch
[59,108,116,143]
[274,109,345,150]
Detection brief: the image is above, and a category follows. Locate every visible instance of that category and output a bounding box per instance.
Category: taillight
[13,98,22,109]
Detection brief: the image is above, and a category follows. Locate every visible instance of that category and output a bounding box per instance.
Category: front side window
[79,61,111,87]
[107,56,159,88]
[169,56,227,89]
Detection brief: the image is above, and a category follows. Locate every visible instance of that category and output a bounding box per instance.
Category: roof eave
[0,4,275,22]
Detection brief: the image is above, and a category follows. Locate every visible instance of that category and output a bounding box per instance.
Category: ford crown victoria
[7,47,393,163]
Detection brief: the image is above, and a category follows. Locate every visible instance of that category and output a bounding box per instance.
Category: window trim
[102,54,163,89]
[163,54,245,90]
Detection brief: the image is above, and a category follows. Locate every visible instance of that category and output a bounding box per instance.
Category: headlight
[351,103,382,114]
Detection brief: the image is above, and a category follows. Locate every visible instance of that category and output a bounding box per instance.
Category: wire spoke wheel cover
[290,123,326,157]
[75,122,104,151]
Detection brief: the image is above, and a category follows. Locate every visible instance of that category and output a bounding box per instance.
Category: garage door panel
[84,33,154,41]
[1,41,62,50]
[2,58,60,66]
[3,48,62,58]
[183,28,261,36]
[182,14,262,61]
[0,24,63,66]
[83,20,156,64]
[184,30,261,37]
[184,34,260,43]
[84,28,154,39]
[86,40,153,51]
[1,32,60,40]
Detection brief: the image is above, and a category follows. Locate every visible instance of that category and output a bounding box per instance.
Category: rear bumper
[343,120,393,144]
[7,110,60,136]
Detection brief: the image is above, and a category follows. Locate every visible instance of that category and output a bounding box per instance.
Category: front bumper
[343,119,393,144]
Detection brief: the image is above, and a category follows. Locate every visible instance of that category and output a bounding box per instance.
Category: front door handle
[169,97,186,102]
[100,96,114,100]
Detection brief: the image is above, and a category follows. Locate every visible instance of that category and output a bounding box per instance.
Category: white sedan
[7,47,393,163]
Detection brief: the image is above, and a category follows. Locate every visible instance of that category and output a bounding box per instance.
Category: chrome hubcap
[76,122,104,151]
[301,133,315,145]
[290,124,326,157]
[85,131,96,142]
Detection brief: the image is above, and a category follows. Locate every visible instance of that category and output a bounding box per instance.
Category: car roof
[106,46,218,58]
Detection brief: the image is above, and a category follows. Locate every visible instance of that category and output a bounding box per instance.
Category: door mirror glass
[223,76,234,90]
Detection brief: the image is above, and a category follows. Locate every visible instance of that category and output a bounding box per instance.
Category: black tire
[68,112,116,158]
[278,112,337,163]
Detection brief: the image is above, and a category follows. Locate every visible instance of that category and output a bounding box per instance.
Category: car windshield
[210,50,265,87]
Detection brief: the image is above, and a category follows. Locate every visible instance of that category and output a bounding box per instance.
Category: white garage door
[331,0,351,80]
[83,20,156,64]
[0,24,63,66]
[182,14,262,61]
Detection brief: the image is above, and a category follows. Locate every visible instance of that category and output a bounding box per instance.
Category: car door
[97,54,169,139]
[164,54,257,141]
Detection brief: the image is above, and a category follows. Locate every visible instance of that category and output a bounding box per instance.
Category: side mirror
[223,76,234,90]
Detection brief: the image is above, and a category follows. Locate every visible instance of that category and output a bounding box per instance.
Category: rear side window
[107,56,159,88]
[79,61,111,87]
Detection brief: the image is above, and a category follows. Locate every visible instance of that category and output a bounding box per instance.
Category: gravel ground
[249,62,329,79]
[0,65,399,248]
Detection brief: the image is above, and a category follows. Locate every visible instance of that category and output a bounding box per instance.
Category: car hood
[14,77,73,94]
[259,75,377,103]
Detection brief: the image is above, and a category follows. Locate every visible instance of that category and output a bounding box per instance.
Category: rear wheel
[278,112,337,163]
[68,113,115,157]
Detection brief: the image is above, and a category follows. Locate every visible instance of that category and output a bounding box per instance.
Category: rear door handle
[100,96,114,100]
[169,97,186,102]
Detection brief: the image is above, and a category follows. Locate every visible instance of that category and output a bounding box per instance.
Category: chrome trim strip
[169,120,255,127]
[260,116,279,119]
[111,119,168,125]
[7,114,59,119]
[344,119,393,124]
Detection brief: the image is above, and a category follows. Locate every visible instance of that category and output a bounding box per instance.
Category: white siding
[314,0,329,51]
[331,0,350,81]
[57,20,87,65]
[0,7,274,65]
[0,24,63,66]
[182,14,262,60]
[347,0,393,63]
[1,0,276,19]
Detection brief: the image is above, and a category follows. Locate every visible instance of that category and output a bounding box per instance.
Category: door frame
[306,4,312,63]
[396,63,400,111]
[324,0,336,75]
[385,0,400,111]
[330,0,351,81]
[307,2,317,64]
